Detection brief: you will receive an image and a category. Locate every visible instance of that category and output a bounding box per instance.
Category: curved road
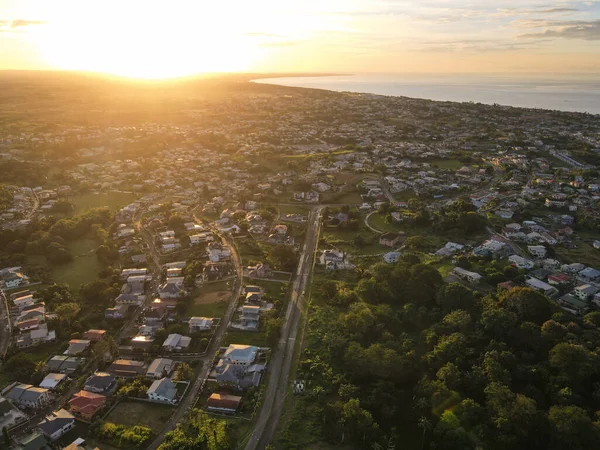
[244,207,322,450]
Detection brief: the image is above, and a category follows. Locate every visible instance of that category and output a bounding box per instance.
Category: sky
[1,0,599,78]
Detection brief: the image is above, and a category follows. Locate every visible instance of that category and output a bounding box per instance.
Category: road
[0,287,11,359]
[244,207,322,450]
[146,218,244,450]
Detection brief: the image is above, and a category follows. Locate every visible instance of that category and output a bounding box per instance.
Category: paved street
[244,207,322,450]
[146,218,243,450]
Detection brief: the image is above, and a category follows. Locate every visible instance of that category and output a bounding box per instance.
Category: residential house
[379,233,404,248]
[559,294,589,316]
[473,240,511,258]
[508,255,535,270]
[46,356,84,374]
[548,273,570,286]
[107,359,147,378]
[574,284,599,301]
[189,317,214,332]
[104,305,129,319]
[68,391,106,420]
[162,334,192,352]
[525,277,558,297]
[222,345,258,366]
[147,378,178,404]
[64,339,91,356]
[82,329,106,342]
[39,373,67,390]
[528,245,547,258]
[84,372,117,394]
[453,267,482,284]
[158,277,186,299]
[146,358,175,379]
[435,242,464,257]
[5,384,50,409]
[246,263,273,279]
[383,252,401,264]
[38,409,75,441]
[579,267,600,283]
[15,432,49,450]
[207,393,242,414]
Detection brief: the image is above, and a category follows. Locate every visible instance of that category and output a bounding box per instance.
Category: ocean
[252,74,600,115]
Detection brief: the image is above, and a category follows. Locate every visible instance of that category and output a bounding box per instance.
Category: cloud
[244,32,288,38]
[10,19,46,28]
[519,19,600,40]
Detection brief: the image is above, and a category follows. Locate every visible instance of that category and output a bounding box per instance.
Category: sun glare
[35,1,266,79]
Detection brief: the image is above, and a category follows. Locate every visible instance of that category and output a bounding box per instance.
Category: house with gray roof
[38,409,75,441]
[5,384,50,409]
[222,344,258,366]
[146,358,175,379]
[146,377,178,404]
[84,372,117,394]
[46,356,84,374]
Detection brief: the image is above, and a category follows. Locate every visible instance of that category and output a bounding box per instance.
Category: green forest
[280,258,600,450]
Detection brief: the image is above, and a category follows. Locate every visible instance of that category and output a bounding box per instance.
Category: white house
[189,317,214,332]
[162,334,191,352]
[453,267,482,284]
[147,378,178,404]
[146,358,175,379]
[38,409,75,441]
[508,255,535,270]
[525,277,558,297]
[222,344,258,366]
[528,245,547,258]
[383,252,401,264]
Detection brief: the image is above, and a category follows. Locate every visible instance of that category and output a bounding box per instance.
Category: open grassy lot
[278,205,310,216]
[556,241,600,268]
[321,222,384,256]
[105,400,175,430]
[221,330,271,348]
[52,237,104,289]
[368,212,405,233]
[427,158,467,170]
[70,191,138,213]
[188,280,232,317]
[236,238,269,265]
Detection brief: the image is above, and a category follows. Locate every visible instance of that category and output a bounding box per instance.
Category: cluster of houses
[230,286,271,331]
[0,326,192,447]
[207,344,267,414]
[10,290,56,349]
[0,267,29,290]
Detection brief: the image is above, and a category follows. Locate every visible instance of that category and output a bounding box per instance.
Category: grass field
[236,238,269,265]
[105,400,175,430]
[368,213,405,233]
[188,280,232,317]
[221,330,271,348]
[322,223,383,256]
[427,158,466,170]
[556,241,600,267]
[70,191,138,213]
[52,237,103,289]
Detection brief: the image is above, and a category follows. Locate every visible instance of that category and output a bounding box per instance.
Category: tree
[548,405,600,450]
[418,416,433,450]
[269,244,297,271]
[319,280,338,300]
[55,302,81,325]
[436,283,476,312]
[174,363,193,382]
[498,287,554,324]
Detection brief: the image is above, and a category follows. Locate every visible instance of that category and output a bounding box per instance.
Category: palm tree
[418,416,432,450]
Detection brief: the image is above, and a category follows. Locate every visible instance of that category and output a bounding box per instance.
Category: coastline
[250,74,600,115]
